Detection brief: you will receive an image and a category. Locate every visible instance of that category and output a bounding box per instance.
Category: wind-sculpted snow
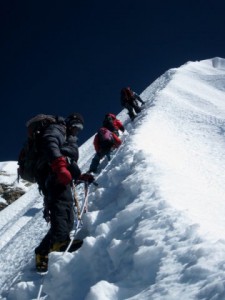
[212,57,225,70]
[2,58,225,300]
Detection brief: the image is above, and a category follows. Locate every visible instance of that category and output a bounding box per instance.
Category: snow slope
[1,57,225,300]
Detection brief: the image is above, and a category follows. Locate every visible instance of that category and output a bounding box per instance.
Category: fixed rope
[64,181,89,254]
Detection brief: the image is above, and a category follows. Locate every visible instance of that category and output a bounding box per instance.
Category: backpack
[18,114,57,183]
[97,127,115,148]
[122,87,134,100]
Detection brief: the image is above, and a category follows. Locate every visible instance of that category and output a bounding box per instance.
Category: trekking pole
[83,181,89,213]
[72,183,81,220]
[37,278,45,300]
[64,180,89,254]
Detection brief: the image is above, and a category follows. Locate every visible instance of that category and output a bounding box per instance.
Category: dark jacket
[35,123,80,192]
[120,88,144,106]
[40,123,67,162]
[61,135,79,162]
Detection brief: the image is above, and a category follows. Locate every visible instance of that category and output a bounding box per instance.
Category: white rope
[64,181,89,254]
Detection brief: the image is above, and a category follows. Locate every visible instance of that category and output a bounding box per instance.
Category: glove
[112,133,122,148]
[79,173,95,184]
[51,156,72,185]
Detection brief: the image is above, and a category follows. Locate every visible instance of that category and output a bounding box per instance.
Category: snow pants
[124,102,141,120]
[89,150,111,173]
[35,179,74,255]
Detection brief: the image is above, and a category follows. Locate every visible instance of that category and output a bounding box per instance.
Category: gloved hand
[112,133,122,149]
[114,140,122,149]
[79,173,95,184]
[51,156,72,185]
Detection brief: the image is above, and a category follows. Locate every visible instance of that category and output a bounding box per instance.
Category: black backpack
[18,114,57,183]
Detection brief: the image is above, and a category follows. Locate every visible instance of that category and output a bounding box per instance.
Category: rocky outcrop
[0,183,25,211]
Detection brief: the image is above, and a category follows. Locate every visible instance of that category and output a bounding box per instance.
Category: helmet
[65,113,84,130]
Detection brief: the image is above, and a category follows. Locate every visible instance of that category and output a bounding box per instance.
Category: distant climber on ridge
[120,87,145,121]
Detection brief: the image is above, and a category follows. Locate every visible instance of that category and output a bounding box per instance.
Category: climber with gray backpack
[18,113,94,272]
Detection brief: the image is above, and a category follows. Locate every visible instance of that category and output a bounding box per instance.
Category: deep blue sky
[1,0,225,161]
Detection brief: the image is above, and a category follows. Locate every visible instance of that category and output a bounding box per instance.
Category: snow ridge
[1,58,225,300]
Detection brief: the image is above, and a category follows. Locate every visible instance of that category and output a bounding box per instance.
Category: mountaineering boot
[128,111,136,121]
[36,253,48,272]
[130,114,136,121]
[50,239,83,252]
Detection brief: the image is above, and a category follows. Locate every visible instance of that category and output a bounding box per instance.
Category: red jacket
[105,113,125,132]
[93,131,122,153]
